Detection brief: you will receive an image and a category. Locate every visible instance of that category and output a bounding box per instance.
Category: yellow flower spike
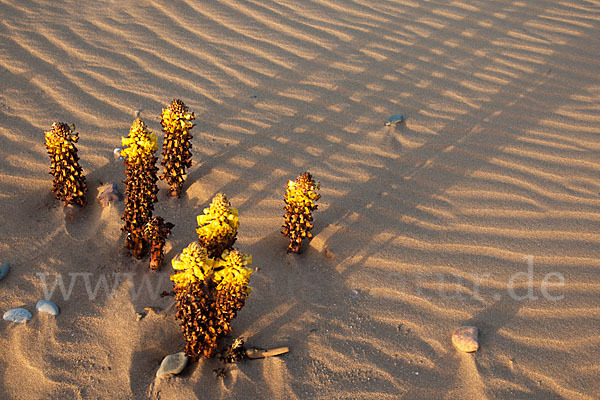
[121,118,158,163]
[121,118,160,260]
[213,249,253,294]
[160,99,195,197]
[170,242,215,289]
[196,193,239,258]
[44,122,87,207]
[282,172,320,253]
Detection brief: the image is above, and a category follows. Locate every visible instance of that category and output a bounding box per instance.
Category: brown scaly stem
[174,280,220,360]
[144,217,174,270]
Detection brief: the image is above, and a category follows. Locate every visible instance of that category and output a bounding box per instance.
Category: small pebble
[36,299,60,316]
[0,263,10,280]
[135,109,141,117]
[397,323,411,335]
[452,326,479,353]
[113,147,125,161]
[97,183,122,207]
[385,114,404,126]
[3,308,32,323]
[156,352,188,378]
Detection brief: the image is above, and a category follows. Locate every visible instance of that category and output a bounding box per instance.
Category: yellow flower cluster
[196,193,239,256]
[214,250,253,295]
[44,122,77,152]
[170,244,253,294]
[285,176,320,209]
[121,118,158,163]
[160,104,195,135]
[171,242,215,288]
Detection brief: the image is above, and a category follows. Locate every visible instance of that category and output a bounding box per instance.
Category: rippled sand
[1,0,599,398]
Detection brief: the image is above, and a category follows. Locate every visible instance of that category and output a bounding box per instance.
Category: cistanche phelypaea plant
[171,242,253,360]
[160,99,195,197]
[121,118,159,259]
[171,193,252,360]
[44,122,87,207]
[282,172,320,253]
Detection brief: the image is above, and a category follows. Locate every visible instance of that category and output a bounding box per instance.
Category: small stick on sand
[245,347,290,359]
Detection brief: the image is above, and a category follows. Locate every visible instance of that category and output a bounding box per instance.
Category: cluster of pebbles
[1,263,60,324]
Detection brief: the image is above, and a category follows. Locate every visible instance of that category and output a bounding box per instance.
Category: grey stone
[452,326,479,353]
[0,263,9,280]
[3,308,32,323]
[385,114,404,126]
[36,299,60,316]
[156,352,188,378]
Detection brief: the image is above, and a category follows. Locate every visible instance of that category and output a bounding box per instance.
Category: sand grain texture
[1,0,599,398]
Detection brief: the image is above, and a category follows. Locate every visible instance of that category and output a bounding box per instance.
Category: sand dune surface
[1,0,599,398]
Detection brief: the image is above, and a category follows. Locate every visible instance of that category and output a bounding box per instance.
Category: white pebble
[36,299,60,316]
[3,308,32,323]
[156,352,188,378]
